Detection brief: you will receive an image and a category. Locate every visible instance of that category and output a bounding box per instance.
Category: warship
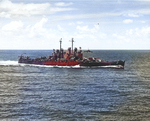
[18,38,125,68]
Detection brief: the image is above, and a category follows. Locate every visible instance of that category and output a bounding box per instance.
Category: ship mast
[60,38,62,51]
[59,38,62,62]
[70,38,74,54]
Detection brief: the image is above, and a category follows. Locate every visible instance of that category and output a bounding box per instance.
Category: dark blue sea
[0,50,150,121]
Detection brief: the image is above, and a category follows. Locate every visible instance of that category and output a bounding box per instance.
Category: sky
[0,0,150,50]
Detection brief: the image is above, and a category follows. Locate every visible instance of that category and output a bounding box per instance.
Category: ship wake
[0,60,18,66]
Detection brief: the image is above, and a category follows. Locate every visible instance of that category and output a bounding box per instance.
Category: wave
[0,60,18,66]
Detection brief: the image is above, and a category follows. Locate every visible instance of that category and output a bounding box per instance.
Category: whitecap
[0,60,18,66]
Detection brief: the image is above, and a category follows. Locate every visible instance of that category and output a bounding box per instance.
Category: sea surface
[0,50,150,121]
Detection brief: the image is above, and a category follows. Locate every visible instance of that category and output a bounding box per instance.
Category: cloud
[2,20,23,31]
[49,7,75,14]
[76,25,89,32]
[126,29,133,35]
[68,22,75,26]
[123,8,150,17]
[77,21,83,24]
[0,0,75,18]
[1,17,49,41]
[140,26,150,36]
[136,0,150,1]
[112,34,125,40]
[0,0,50,18]
[141,21,146,23]
[55,2,73,6]
[123,13,140,17]
[76,25,99,34]
[110,26,150,49]
[76,24,106,40]
[57,25,65,31]
[0,12,11,18]
[125,26,150,37]
[123,19,133,24]
[27,18,48,38]
[33,18,48,29]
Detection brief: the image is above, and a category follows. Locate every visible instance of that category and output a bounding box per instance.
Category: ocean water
[0,50,150,121]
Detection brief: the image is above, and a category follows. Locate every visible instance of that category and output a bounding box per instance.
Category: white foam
[100,65,124,69]
[0,60,18,66]
[54,65,81,68]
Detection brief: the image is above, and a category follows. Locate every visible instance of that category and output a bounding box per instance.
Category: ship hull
[18,58,79,66]
[18,58,125,68]
[79,60,125,68]
[18,59,45,65]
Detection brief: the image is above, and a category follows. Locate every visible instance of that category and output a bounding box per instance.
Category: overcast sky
[0,0,150,50]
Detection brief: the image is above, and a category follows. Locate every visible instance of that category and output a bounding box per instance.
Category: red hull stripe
[44,61,79,66]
